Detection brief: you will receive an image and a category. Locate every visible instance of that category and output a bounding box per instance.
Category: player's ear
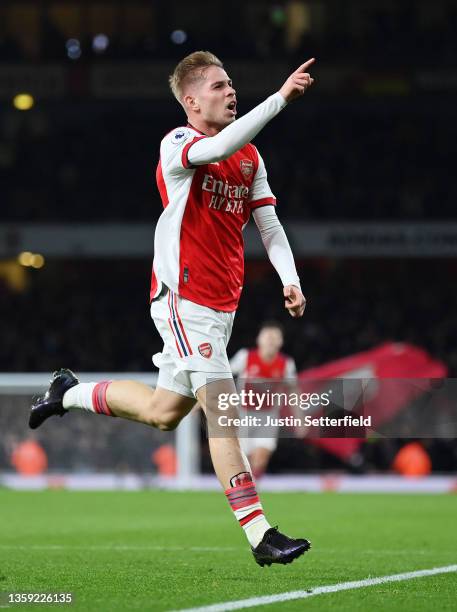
[183,94,199,113]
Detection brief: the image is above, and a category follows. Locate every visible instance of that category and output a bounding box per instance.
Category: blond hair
[169,51,223,103]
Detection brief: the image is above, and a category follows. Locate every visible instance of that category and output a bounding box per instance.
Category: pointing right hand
[279,58,316,103]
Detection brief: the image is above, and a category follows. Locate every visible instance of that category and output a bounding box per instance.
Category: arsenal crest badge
[240,159,254,178]
[198,342,213,359]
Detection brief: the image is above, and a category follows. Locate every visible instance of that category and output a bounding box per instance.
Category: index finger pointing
[294,57,316,73]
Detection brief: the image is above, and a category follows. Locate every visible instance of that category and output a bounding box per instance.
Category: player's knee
[155,415,181,432]
[146,412,179,431]
[146,397,181,431]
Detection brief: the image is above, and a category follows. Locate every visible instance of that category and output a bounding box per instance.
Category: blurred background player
[230,321,297,479]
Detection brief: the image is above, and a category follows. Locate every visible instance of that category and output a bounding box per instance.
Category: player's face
[257,327,283,357]
[194,66,237,129]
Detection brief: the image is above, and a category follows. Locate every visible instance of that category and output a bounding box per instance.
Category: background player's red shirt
[246,349,288,379]
[230,348,297,411]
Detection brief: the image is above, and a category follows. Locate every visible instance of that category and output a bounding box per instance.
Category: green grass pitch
[1,490,456,611]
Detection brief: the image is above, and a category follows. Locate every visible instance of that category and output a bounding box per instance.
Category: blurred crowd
[2,394,456,474]
[0,394,173,473]
[1,0,456,475]
[1,1,456,67]
[1,258,456,374]
[1,258,456,473]
[2,100,455,222]
[1,1,455,223]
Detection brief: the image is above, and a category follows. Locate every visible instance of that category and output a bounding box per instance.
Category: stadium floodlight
[17,252,34,266]
[170,30,187,44]
[93,34,109,53]
[13,94,34,111]
[66,39,81,60]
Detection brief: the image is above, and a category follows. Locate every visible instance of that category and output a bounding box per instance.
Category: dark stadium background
[1,0,456,477]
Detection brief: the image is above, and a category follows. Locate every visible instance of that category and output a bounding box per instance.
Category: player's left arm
[229,348,249,377]
[250,152,306,319]
[285,357,298,381]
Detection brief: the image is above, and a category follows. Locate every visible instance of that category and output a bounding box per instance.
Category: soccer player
[230,321,297,479]
[29,51,314,566]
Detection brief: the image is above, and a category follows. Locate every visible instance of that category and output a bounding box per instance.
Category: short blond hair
[169,51,223,102]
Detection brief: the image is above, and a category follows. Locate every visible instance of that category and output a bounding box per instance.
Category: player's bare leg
[197,377,273,547]
[196,378,250,489]
[248,447,273,480]
[105,381,196,430]
[29,369,195,431]
[195,377,310,564]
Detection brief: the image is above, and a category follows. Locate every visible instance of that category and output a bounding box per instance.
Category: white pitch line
[174,564,457,612]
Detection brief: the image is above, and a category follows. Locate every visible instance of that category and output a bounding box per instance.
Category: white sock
[63,383,97,411]
[242,515,272,548]
[225,481,271,548]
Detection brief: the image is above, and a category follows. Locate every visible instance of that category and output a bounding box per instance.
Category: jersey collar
[187,122,209,137]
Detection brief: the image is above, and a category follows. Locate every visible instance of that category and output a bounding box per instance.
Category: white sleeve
[229,349,249,377]
[249,150,276,207]
[285,358,297,380]
[252,205,301,289]
[160,127,206,175]
[187,92,287,166]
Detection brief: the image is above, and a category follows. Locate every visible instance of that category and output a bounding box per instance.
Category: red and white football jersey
[230,348,297,381]
[150,125,276,312]
[230,348,297,411]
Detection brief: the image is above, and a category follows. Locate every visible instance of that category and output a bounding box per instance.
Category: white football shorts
[238,409,279,454]
[240,435,278,454]
[150,287,235,398]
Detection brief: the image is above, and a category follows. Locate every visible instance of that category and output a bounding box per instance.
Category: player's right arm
[187,58,316,166]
